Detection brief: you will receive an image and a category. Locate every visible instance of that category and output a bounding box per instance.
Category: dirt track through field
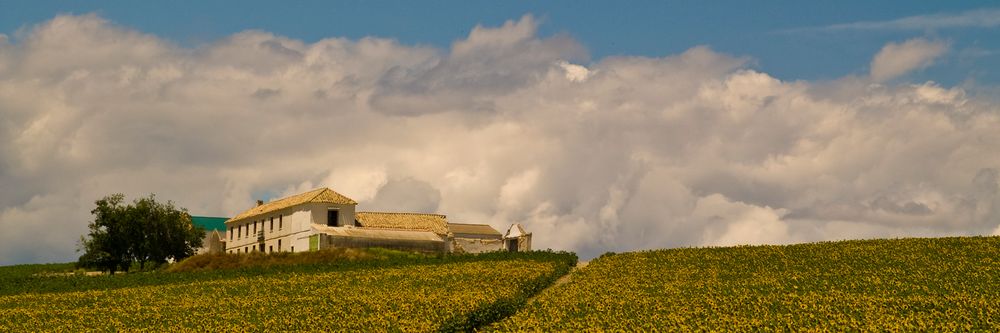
[528,261,588,304]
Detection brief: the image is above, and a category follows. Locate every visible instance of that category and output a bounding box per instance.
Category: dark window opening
[278,239,282,251]
[279,214,283,229]
[327,209,339,227]
[270,217,274,232]
[269,245,273,253]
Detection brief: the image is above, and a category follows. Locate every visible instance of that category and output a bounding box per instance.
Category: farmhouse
[201,187,530,255]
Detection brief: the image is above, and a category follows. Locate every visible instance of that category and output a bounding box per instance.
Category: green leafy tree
[78,194,132,274]
[78,193,205,274]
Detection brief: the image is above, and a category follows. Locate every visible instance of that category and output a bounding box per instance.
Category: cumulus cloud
[1,14,999,265]
[870,38,948,82]
[365,177,442,213]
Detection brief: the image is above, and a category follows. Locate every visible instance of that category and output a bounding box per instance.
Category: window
[327,209,339,227]
[244,246,248,253]
[270,217,274,232]
[253,221,257,234]
[269,245,273,253]
[237,225,242,239]
[279,214,283,229]
[228,227,233,241]
[278,239,282,251]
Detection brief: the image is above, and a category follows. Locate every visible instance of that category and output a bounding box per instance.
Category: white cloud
[1,14,999,264]
[870,38,948,82]
[365,177,442,213]
[695,194,791,247]
[558,61,590,82]
[788,8,1000,32]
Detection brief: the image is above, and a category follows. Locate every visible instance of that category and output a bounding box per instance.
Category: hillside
[4,237,999,331]
[491,236,1000,331]
[0,250,576,331]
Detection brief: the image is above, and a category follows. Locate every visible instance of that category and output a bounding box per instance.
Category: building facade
[221,187,530,254]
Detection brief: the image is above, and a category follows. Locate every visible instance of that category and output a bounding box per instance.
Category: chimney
[256,199,264,206]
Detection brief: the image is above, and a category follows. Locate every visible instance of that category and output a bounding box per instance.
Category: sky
[1,2,999,265]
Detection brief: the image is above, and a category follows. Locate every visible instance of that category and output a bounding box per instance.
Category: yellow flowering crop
[492,236,1000,331]
[0,259,561,331]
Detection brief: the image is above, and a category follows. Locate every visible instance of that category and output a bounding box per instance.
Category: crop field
[0,251,575,331]
[492,236,1000,331]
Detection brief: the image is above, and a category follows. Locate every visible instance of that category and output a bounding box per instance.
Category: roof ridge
[266,188,315,206]
[227,187,356,223]
[305,187,328,202]
[358,211,446,217]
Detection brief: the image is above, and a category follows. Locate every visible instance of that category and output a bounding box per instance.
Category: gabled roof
[448,223,502,237]
[191,216,229,232]
[505,223,529,238]
[228,188,357,223]
[355,212,449,236]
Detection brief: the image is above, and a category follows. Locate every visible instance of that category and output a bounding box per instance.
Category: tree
[78,193,205,274]
[78,194,131,274]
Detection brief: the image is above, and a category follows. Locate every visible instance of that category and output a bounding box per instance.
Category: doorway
[506,239,519,252]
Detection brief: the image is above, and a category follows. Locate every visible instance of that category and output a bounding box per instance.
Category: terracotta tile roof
[314,225,445,242]
[448,223,502,237]
[227,188,357,223]
[355,212,449,236]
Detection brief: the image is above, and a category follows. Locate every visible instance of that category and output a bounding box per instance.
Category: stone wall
[451,237,504,254]
[516,234,532,251]
[320,234,447,253]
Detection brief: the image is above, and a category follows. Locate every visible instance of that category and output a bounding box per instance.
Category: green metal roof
[191,216,229,232]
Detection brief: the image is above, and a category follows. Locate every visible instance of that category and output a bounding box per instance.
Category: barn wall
[452,233,501,240]
[452,238,504,253]
[518,234,532,251]
[308,202,356,228]
[321,234,447,253]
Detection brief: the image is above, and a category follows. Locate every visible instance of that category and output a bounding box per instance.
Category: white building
[223,187,530,254]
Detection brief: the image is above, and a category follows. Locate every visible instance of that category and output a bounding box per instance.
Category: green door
[309,234,319,251]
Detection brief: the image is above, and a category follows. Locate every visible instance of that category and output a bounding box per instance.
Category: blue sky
[2,1,998,85]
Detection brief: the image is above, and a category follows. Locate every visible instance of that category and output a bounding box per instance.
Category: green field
[4,237,999,331]
[492,236,1000,331]
[0,250,576,331]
